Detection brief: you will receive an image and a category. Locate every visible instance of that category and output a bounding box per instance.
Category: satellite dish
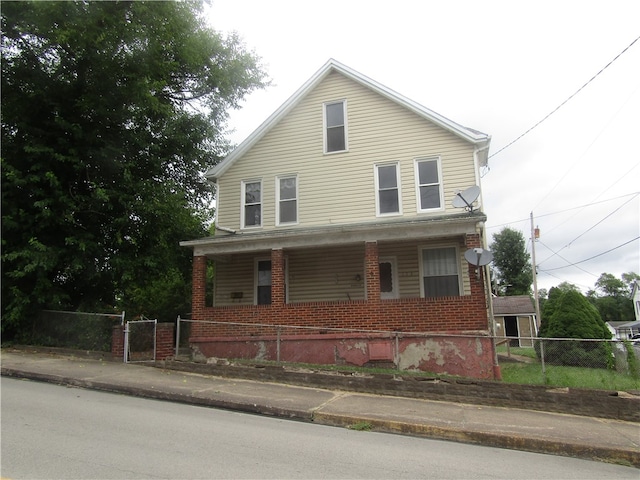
[452,186,481,211]
[464,247,493,267]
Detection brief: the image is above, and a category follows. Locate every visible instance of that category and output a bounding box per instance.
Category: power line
[488,35,640,160]
[540,236,639,272]
[536,240,597,277]
[537,192,639,266]
[485,191,639,231]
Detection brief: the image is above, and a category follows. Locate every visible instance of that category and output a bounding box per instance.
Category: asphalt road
[1,377,637,479]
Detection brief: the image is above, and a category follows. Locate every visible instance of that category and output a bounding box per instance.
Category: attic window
[324,100,347,153]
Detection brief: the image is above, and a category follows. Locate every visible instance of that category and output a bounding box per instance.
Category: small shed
[493,296,537,347]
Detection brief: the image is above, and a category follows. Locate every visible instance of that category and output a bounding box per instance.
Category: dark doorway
[505,316,519,347]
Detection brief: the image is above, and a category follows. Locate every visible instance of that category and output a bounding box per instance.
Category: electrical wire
[537,192,639,266]
[536,240,597,277]
[488,35,640,160]
[486,191,639,231]
[540,236,639,272]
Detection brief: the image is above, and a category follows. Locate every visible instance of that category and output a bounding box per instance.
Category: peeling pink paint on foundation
[190,332,497,379]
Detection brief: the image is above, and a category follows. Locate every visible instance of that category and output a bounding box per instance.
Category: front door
[379,257,398,299]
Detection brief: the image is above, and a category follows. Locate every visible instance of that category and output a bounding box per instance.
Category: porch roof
[492,295,536,316]
[180,212,486,257]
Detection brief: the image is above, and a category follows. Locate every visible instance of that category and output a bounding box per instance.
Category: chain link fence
[497,336,640,387]
[26,310,125,352]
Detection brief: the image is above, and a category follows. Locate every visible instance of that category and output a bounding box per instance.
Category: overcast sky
[205,0,639,294]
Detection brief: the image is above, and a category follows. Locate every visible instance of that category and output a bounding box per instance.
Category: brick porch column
[465,233,484,294]
[365,241,380,302]
[192,255,207,320]
[271,248,285,306]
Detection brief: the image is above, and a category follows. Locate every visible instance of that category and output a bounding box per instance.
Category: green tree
[537,289,612,369]
[490,227,532,296]
[1,1,268,335]
[586,272,636,323]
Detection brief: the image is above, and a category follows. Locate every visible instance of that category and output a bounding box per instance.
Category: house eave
[206,59,491,182]
[180,212,487,257]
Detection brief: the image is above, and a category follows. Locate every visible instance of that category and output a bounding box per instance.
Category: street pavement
[1,348,639,468]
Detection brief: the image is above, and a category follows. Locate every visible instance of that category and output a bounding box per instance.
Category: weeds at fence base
[500,362,640,391]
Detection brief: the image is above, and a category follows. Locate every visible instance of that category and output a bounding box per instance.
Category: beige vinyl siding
[287,244,365,303]
[213,255,262,306]
[212,239,471,306]
[217,71,478,230]
[379,238,471,297]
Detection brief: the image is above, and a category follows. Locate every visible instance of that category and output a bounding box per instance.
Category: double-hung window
[242,180,262,228]
[375,163,401,215]
[324,100,347,153]
[421,247,460,298]
[276,175,298,225]
[415,157,443,211]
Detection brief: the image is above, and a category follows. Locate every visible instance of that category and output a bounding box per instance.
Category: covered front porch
[181,214,499,378]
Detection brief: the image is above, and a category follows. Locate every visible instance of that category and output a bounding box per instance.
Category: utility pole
[530,212,541,330]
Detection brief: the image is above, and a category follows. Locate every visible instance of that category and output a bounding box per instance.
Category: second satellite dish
[464,247,493,267]
[452,185,481,211]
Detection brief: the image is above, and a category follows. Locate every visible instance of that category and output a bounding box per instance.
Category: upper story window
[324,100,347,153]
[241,179,262,228]
[276,175,298,225]
[421,246,460,298]
[375,163,401,216]
[415,157,443,212]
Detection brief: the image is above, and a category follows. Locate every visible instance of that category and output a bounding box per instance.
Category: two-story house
[181,59,498,379]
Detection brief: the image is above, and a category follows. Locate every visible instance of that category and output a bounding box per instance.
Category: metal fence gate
[124,317,157,363]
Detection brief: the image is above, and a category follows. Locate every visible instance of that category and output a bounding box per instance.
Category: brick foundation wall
[191,333,496,379]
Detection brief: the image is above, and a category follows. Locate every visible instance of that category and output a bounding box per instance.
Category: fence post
[175,315,181,358]
[123,321,130,363]
[276,326,281,363]
[540,339,546,384]
[395,332,400,371]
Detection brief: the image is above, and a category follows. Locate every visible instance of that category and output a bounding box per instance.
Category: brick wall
[155,323,175,360]
[111,322,175,361]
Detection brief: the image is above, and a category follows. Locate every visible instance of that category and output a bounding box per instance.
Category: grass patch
[500,362,640,390]
[349,421,373,431]
[229,357,640,391]
[496,345,538,359]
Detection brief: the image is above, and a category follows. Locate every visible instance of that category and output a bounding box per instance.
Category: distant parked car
[631,334,640,344]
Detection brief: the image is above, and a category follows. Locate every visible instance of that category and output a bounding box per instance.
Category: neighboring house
[610,320,640,340]
[632,281,640,322]
[492,296,537,347]
[181,59,496,379]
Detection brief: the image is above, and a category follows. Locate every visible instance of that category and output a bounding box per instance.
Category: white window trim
[414,157,444,213]
[275,174,299,226]
[374,163,402,217]
[379,256,399,300]
[240,179,262,229]
[323,99,348,154]
[418,245,462,298]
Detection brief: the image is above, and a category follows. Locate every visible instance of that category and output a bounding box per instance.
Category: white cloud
[206,0,640,292]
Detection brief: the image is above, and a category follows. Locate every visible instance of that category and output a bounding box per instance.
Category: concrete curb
[4,366,639,468]
[0,367,314,421]
[312,411,640,468]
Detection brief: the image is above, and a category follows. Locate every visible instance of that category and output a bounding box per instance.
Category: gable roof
[207,59,491,181]
[492,296,536,315]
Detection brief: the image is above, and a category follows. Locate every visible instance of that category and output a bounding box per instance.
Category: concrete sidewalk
[1,348,639,468]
